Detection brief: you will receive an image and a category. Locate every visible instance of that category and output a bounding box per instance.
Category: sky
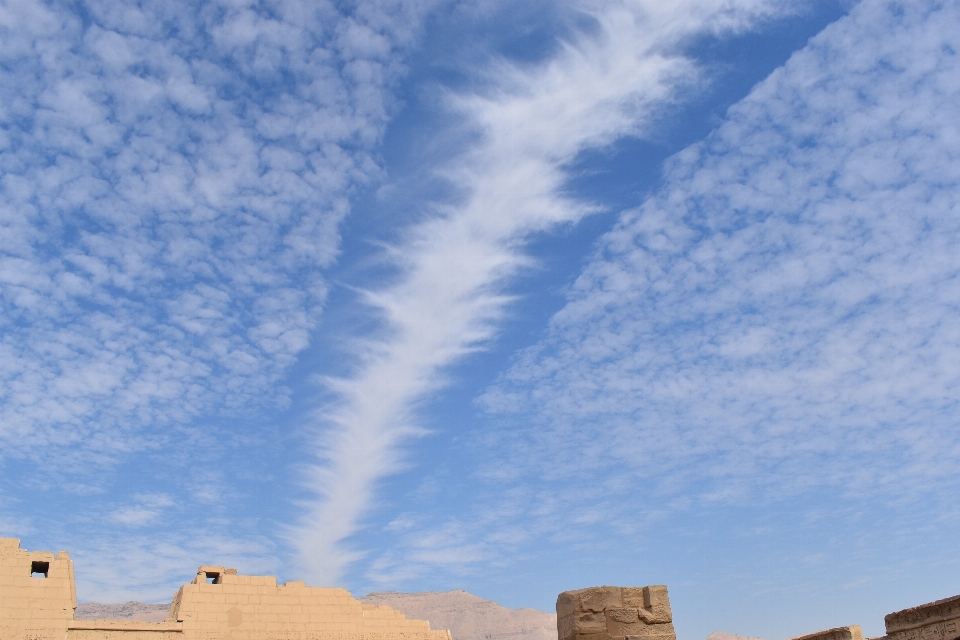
[1,0,959,639]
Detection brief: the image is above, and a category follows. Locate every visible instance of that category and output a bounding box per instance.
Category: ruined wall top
[789,625,864,640]
[885,594,960,635]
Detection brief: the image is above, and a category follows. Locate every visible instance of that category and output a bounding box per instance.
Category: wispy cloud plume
[296,0,789,584]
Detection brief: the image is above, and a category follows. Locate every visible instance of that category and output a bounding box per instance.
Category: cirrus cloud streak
[295,0,794,584]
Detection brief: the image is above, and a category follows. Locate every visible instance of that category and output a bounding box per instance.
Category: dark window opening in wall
[206,572,221,584]
[31,561,49,578]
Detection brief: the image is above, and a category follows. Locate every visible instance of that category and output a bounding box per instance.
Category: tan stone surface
[361,590,558,640]
[556,585,675,640]
[0,537,76,640]
[883,594,960,640]
[68,619,183,638]
[0,537,452,640]
[789,625,864,640]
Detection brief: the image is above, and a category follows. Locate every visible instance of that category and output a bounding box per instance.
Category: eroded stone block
[581,588,623,613]
[557,586,676,640]
[790,625,864,640]
[608,609,640,624]
[577,612,609,634]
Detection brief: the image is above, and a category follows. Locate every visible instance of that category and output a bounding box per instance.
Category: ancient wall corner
[0,537,77,639]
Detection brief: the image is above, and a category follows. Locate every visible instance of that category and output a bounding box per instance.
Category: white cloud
[294,0,794,585]
[479,0,960,520]
[0,0,435,465]
[109,494,176,527]
[71,529,280,603]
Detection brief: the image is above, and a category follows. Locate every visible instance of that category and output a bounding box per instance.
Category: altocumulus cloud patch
[0,0,435,600]
[0,0,427,461]
[481,0,960,511]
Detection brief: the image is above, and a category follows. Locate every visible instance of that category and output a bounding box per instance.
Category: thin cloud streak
[295,0,790,584]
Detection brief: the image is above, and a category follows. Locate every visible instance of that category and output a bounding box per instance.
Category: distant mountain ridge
[75,601,170,622]
[704,632,766,640]
[361,590,558,640]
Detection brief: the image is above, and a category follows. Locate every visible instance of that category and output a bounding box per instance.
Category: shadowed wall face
[556,586,675,640]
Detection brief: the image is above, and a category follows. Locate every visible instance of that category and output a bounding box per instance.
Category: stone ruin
[790,625,864,640]
[0,537,452,640]
[770,591,960,640]
[557,585,675,640]
[557,585,960,640]
[884,594,960,640]
[4,537,960,640]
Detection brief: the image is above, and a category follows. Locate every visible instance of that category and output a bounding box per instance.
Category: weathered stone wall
[0,537,77,640]
[884,594,960,640]
[67,619,182,639]
[169,565,452,640]
[0,537,452,640]
[556,585,675,640]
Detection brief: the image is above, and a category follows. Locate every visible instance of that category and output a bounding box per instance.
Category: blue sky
[2,0,959,639]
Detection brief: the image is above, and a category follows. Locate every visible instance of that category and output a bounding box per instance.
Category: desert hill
[361,590,557,640]
[74,601,170,622]
[704,632,765,640]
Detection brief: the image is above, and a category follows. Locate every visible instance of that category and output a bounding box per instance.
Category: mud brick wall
[556,586,675,640]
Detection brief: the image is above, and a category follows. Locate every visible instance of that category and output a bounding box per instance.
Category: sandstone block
[557,586,675,640]
[790,625,863,640]
[581,588,623,613]
[608,609,640,623]
[574,632,612,640]
[884,592,960,640]
[577,612,609,634]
